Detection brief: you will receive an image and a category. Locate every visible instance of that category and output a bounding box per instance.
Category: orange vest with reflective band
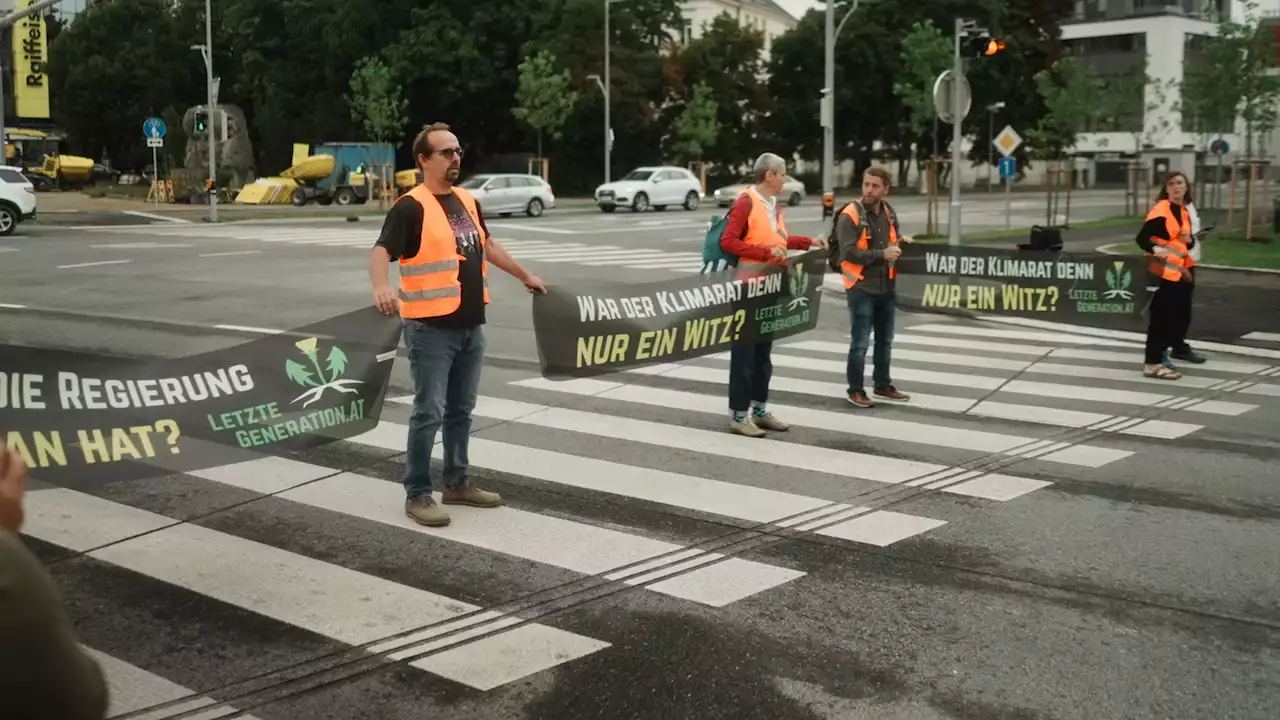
[1145,199,1193,283]
[397,185,490,318]
[739,187,789,265]
[839,201,898,290]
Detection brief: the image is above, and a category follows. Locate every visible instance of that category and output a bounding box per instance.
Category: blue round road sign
[143,117,167,139]
[1210,139,1229,155]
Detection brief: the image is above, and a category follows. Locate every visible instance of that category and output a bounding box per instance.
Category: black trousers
[729,339,773,413]
[1145,277,1194,364]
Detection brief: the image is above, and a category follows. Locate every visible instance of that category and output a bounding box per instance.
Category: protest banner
[893,243,1147,319]
[532,251,826,377]
[0,308,401,485]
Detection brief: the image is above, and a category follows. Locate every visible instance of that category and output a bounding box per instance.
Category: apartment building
[1062,0,1280,184]
[678,0,799,60]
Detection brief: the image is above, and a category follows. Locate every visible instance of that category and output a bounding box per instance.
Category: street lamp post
[191,0,217,222]
[587,74,607,188]
[987,101,1005,192]
[821,0,864,218]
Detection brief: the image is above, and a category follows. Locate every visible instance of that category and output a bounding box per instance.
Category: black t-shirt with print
[376,192,487,328]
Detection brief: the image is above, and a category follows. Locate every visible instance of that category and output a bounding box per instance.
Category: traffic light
[194,111,208,133]
[967,36,1006,57]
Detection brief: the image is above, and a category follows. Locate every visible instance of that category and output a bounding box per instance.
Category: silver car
[458,173,557,217]
[713,176,807,208]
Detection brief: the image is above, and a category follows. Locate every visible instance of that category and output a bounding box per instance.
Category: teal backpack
[700,214,738,273]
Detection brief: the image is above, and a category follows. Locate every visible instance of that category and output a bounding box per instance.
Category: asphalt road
[2,193,1279,720]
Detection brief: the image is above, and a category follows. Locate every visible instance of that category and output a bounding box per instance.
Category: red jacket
[719,193,813,262]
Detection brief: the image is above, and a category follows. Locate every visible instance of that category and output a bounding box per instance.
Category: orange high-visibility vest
[838,200,898,290]
[1144,199,1193,283]
[738,187,789,266]
[398,185,491,318]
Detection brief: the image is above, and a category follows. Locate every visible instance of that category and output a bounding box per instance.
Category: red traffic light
[983,39,1006,56]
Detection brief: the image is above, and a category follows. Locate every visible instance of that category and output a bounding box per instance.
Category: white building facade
[1062,0,1280,185]
[679,0,798,61]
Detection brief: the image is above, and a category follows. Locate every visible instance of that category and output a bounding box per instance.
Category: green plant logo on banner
[786,261,811,311]
[1103,261,1134,300]
[285,337,363,407]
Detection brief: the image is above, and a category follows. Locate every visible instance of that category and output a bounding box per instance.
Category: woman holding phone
[1135,171,1202,380]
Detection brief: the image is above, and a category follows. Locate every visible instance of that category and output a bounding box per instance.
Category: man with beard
[369,122,546,527]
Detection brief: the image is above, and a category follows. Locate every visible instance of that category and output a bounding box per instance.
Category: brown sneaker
[751,412,789,432]
[847,391,875,408]
[405,496,450,527]
[730,418,767,437]
[440,481,502,508]
[874,385,910,402]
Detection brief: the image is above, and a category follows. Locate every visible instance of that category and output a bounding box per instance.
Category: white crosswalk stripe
[29,321,1279,712]
[82,223,711,273]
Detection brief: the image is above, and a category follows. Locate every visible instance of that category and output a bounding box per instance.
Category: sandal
[1143,364,1182,380]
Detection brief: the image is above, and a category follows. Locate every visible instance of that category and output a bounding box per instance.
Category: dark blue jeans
[728,339,773,414]
[846,288,896,395]
[402,321,485,499]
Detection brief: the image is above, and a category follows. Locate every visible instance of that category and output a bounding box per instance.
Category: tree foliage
[671,82,719,161]
[1028,56,1104,157]
[347,56,408,145]
[46,0,1087,192]
[512,50,578,158]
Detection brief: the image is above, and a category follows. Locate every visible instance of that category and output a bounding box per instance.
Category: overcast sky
[775,0,822,20]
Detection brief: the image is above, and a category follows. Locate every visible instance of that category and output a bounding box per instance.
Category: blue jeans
[402,321,485,499]
[728,339,773,413]
[846,288,895,394]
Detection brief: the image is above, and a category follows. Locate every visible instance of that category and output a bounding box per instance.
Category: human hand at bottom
[0,447,28,534]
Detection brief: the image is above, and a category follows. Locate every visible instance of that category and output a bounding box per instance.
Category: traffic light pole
[204,0,218,222]
[821,2,834,216]
[949,17,963,246]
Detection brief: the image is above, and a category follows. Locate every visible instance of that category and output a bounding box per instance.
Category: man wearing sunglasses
[369,122,546,528]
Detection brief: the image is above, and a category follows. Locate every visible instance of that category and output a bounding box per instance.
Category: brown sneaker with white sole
[847,391,875,408]
[874,385,910,402]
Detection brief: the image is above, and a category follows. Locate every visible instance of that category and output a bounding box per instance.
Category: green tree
[1101,56,1176,152]
[1187,0,1280,158]
[47,0,204,169]
[511,50,578,159]
[892,19,951,184]
[671,82,719,161]
[346,56,408,145]
[668,13,770,169]
[1027,56,1104,158]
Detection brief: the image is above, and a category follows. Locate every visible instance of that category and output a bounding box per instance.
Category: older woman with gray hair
[717,152,827,438]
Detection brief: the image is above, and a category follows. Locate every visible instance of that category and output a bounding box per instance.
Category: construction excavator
[4,128,98,190]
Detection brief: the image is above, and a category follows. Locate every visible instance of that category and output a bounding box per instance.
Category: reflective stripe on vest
[838,201,898,290]
[1144,200,1193,283]
[398,185,491,318]
[739,187,788,262]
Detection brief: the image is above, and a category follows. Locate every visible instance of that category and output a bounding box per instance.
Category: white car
[594,166,703,213]
[458,173,556,217]
[714,176,807,207]
[0,165,36,236]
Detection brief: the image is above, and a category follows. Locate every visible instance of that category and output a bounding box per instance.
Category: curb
[1096,242,1280,275]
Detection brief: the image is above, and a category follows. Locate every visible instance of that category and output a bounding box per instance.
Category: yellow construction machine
[4,128,97,190]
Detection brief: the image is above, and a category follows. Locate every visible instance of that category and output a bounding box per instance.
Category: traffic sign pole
[143,117,168,210]
[992,127,1022,232]
[949,17,964,246]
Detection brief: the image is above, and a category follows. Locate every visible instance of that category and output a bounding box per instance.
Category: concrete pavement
[2,202,1279,720]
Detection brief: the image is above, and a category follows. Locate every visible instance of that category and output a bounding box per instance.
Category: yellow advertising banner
[12,0,50,120]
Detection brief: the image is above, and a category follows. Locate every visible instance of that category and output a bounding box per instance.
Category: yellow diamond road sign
[994,125,1022,157]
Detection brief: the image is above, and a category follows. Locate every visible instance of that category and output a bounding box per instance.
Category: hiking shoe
[847,391,875,408]
[874,385,910,402]
[441,481,502,508]
[405,496,450,527]
[752,412,789,432]
[730,418,767,437]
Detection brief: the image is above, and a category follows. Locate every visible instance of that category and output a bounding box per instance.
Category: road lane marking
[389,394,1049,502]
[24,487,608,691]
[510,376,1130,467]
[1242,331,1280,343]
[213,324,282,334]
[57,260,133,269]
[87,647,264,719]
[91,242,193,249]
[0,302,25,309]
[199,250,263,257]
